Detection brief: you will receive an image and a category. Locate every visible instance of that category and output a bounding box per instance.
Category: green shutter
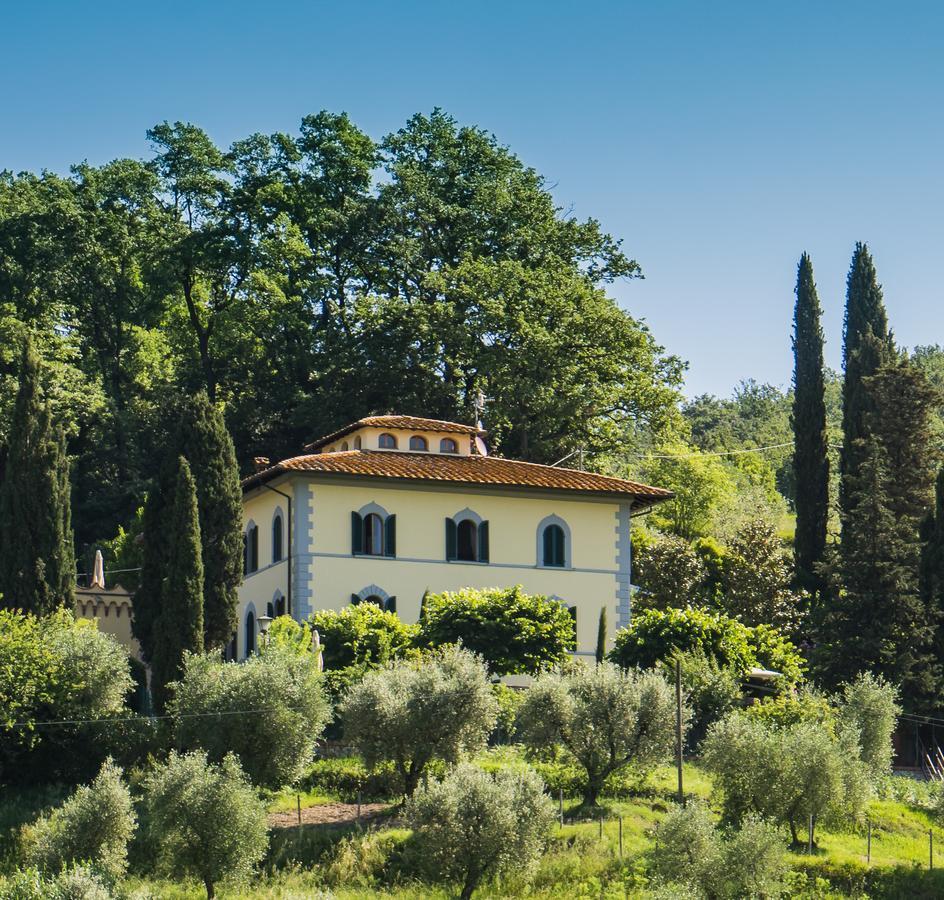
[250,526,259,571]
[386,595,397,614]
[350,593,360,605]
[542,526,553,566]
[445,517,457,560]
[478,521,489,563]
[351,512,363,555]
[385,514,396,557]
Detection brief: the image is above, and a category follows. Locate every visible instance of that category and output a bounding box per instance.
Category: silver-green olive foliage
[407,763,555,900]
[515,662,682,807]
[341,645,498,797]
[169,646,329,789]
[143,750,267,900]
[25,758,136,880]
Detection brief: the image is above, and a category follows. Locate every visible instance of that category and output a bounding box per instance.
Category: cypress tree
[150,457,204,713]
[134,392,242,658]
[595,606,607,664]
[791,253,829,595]
[0,339,75,614]
[840,243,892,523]
[819,357,942,709]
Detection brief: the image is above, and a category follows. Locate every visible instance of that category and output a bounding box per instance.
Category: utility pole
[675,658,684,803]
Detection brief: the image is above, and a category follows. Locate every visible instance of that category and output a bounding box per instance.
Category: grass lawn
[6,754,944,898]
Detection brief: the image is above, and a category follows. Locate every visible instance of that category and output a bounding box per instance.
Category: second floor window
[351,510,396,557]
[542,524,566,567]
[446,516,489,562]
[244,524,259,574]
[272,514,283,563]
[409,435,428,451]
[378,433,397,449]
[440,437,458,453]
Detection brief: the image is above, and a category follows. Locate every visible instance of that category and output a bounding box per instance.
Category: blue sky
[3,1,942,397]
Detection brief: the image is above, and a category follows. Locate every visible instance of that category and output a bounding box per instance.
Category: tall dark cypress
[150,457,205,713]
[819,357,942,709]
[791,253,829,595]
[595,606,607,665]
[840,243,891,523]
[0,339,75,614]
[134,392,242,658]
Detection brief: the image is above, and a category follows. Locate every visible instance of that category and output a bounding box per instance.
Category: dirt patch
[268,801,392,829]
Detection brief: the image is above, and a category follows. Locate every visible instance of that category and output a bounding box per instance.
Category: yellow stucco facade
[235,418,645,662]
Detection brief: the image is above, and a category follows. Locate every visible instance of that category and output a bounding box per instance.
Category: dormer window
[409,435,428,451]
[379,433,397,449]
[341,441,349,451]
[354,436,362,449]
[440,438,458,454]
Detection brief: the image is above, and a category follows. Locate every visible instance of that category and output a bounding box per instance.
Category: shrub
[24,759,135,880]
[0,610,134,784]
[143,750,268,899]
[703,713,870,845]
[650,801,723,890]
[610,607,804,686]
[661,651,741,751]
[744,686,837,733]
[406,763,555,900]
[651,804,787,899]
[341,645,498,796]
[837,672,900,778]
[418,585,576,675]
[0,865,115,900]
[169,645,329,788]
[515,662,680,807]
[309,604,417,671]
[491,683,525,744]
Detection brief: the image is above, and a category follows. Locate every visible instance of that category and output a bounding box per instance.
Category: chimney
[253,456,270,473]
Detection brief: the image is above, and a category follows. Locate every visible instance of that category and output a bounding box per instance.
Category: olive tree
[702,713,870,845]
[341,645,498,796]
[143,750,267,899]
[25,758,136,879]
[407,763,555,900]
[652,803,787,899]
[837,672,900,778]
[515,662,681,807]
[170,645,329,788]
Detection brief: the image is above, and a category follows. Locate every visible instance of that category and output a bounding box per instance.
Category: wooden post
[931,829,934,870]
[296,793,302,837]
[599,815,603,839]
[867,820,871,865]
[559,788,564,828]
[357,791,362,827]
[618,816,623,857]
[808,814,814,855]
[675,658,684,804]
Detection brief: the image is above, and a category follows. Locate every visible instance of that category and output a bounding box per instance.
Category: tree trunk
[204,877,215,899]
[582,775,603,808]
[459,868,480,900]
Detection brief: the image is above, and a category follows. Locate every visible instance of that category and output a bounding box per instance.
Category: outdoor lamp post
[257,614,273,650]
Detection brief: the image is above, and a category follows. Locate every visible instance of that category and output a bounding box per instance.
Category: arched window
[538,516,571,568]
[272,513,283,563]
[446,510,489,562]
[351,505,396,557]
[245,523,259,573]
[457,519,478,561]
[273,591,286,617]
[409,435,428,451]
[354,436,362,450]
[364,513,384,555]
[266,601,275,619]
[440,437,458,454]
[341,441,349,451]
[351,585,397,613]
[245,610,256,656]
[225,632,237,661]
[378,433,397,449]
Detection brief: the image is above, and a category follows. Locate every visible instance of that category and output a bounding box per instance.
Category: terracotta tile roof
[304,416,484,451]
[244,450,672,509]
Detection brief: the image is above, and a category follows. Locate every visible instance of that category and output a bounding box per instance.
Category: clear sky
[3,1,942,397]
